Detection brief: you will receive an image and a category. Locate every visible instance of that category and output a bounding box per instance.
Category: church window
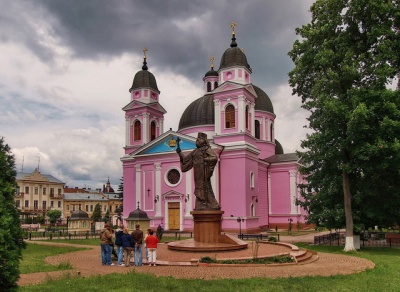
[214,81,218,89]
[166,169,181,185]
[245,106,249,129]
[250,171,255,188]
[225,104,235,128]
[134,121,141,141]
[251,203,255,216]
[270,123,274,141]
[207,82,211,92]
[150,121,156,141]
[255,120,260,139]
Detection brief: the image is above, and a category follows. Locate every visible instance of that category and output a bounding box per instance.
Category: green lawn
[19,243,400,292]
[20,244,88,274]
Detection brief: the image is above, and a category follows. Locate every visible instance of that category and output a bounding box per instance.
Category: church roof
[253,85,274,113]
[126,207,150,221]
[264,153,299,163]
[178,94,215,130]
[219,34,251,71]
[129,58,159,93]
[204,68,219,77]
[70,210,90,220]
[275,139,284,155]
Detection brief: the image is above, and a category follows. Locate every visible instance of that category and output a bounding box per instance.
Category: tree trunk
[343,171,356,251]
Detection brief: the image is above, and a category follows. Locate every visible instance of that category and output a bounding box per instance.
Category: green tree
[117,176,123,198]
[102,209,110,223]
[0,137,26,290]
[91,203,102,222]
[289,0,400,251]
[46,210,62,226]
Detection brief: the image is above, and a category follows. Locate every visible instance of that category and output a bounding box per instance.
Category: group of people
[100,223,160,267]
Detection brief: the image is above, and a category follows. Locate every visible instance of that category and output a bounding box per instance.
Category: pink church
[121,29,307,233]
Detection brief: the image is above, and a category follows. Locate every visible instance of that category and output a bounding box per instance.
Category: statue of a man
[176,133,220,210]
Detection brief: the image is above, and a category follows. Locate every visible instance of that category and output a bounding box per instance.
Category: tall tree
[289,0,399,251]
[117,177,123,198]
[0,137,26,290]
[46,210,62,226]
[91,203,102,222]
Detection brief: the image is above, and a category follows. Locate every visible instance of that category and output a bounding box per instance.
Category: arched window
[270,123,274,141]
[255,120,260,139]
[250,171,255,188]
[207,82,211,92]
[134,120,141,141]
[150,121,156,141]
[250,203,255,216]
[214,81,218,89]
[245,106,249,129]
[225,104,235,128]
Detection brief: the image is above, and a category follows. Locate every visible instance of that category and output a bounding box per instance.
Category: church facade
[121,28,307,233]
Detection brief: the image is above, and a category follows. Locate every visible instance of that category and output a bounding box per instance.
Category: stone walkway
[18,233,375,286]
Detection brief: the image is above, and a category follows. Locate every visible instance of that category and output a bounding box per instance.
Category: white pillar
[238,96,245,132]
[143,113,149,143]
[289,170,297,214]
[160,118,164,134]
[250,103,255,136]
[135,165,141,206]
[155,163,162,216]
[214,100,221,135]
[125,116,130,146]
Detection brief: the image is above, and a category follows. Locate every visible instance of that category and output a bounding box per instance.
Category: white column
[142,113,150,143]
[135,165,141,206]
[289,170,297,214]
[238,96,245,132]
[160,118,164,134]
[268,172,272,214]
[214,100,221,135]
[125,116,130,146]
[155,163,162,216]
[261,117,266,140]
[266,119,271,141]
[185,169,192,215]
[250,103,255,136]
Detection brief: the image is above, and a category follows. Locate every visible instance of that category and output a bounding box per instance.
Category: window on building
[72,205,76,211]
[58,188,62,195]
[50,188,54,195]
[270,123,274,141]
[25,186,29,194]
[34,187,38,194]
[150,121,156,141]
[250,172,255,188]
[255,120,260,139]
[50,201,54,207]
[104,205,106,212]
[90,205,93,212]
[42,201,46,210]
[251,203,255,216]
[15,200,20,208]
[34,200,38,209]
[214,81,218,89]
[109,205,112,213]
[67,204,69,211]
[58,201,61,208]
[134,120,141,141]
[86,205,89,212]
[79,204,82,210]
[25,200,29,207]
[207,81,211,92]
[43,187,46,195]
[245,106,249,129]
[225,104,235,128]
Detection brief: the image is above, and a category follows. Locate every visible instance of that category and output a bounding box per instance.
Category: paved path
[18,233,374,286]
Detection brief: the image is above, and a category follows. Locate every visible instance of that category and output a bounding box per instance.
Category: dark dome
[178,94,215,130]
[70,210,90,220]
[253,85,274,113]
[219,47,251,71]
[126,208,150,221]
[129,59,159,92]
[275,139,284,154]
[204,68,218,77]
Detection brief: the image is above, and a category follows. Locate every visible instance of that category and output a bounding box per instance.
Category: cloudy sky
[0,0,315,189]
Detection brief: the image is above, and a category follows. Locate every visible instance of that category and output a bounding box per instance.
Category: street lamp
[288,218,293,235]
[231,215,245,238]
[66,216,70,234]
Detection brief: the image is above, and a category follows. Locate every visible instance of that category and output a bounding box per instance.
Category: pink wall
[270,171,290,214]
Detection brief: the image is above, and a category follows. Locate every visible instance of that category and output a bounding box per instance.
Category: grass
[20,243,88,274]
[18,243,400,292]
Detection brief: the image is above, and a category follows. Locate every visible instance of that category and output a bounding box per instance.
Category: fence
[314,231,400,248]
[23,230,101,241]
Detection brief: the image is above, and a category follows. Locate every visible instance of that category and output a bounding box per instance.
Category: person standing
[121,228,134,267]
[144,228,151,263]
[145,229,159,266]
[100,223,114,266]
[131,224,144,266]
[115,224,124,266]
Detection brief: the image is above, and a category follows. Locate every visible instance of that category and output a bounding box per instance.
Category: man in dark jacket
[131,224,144,266]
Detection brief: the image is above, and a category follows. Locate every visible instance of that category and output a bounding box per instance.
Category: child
[145,229,159,266]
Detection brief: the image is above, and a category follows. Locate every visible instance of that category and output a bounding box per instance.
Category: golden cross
[210,56,215,68]
[143,47,148,58]
[230,22,237,34]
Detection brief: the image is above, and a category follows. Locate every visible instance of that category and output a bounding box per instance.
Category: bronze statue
[176,133,220,210]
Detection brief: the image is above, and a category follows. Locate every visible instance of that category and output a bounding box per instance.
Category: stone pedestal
[191,210,224,243]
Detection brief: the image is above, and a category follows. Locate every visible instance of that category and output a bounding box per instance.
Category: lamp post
[66,216,70,234]
[288,218,293,235]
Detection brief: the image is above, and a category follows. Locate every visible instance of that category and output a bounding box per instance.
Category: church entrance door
[168,202,180,230]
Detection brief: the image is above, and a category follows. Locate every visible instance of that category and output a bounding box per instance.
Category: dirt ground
[18,236,375,286]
